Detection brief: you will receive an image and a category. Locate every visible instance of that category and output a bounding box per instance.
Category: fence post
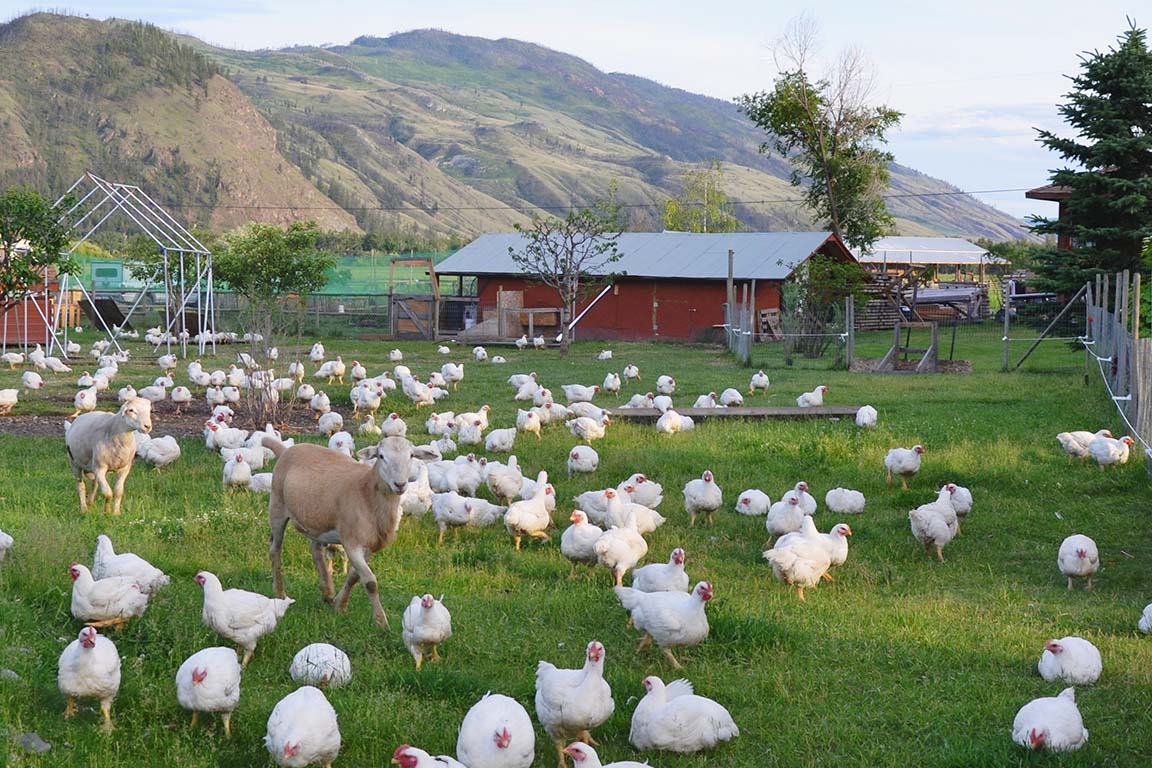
[1001,291,1011,371]
[1084,281,1094,386]
[1134,272,1142,341]
[845,296,855,368]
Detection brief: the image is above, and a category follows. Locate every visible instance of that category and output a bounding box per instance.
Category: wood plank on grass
[608,405,861,421]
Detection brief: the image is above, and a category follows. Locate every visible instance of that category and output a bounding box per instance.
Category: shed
[435,231,854,341]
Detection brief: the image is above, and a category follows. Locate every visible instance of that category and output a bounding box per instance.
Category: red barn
[436,231,854,341]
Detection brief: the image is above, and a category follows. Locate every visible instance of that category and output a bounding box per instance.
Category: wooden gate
[390,295,435,339]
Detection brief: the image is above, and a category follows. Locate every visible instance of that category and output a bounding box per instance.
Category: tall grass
[0,338,1148,767]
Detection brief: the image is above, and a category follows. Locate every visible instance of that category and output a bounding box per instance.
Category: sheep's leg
[310,542,336,604]
[268,501,291,598]
[93,466,114,514]
[346,547,389,628]
[111,465,131,516]
[332,558,362,611]
[76,474,90,512]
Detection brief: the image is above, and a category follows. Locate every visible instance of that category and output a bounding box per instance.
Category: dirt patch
[851,357,973,374]
[0,396,346,439]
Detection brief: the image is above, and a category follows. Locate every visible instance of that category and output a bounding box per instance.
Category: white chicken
[515,334,529,350]
[785,481,817,515]
[72,387,97,417]
[505,471,553,550]
[602,487,665,534]
[796,384,828,407]
[764,521,832,601]
[561,510,604,565]
[485,427,517,453]
[1011,687,1088,753]
[614,581,712,668]
[1088,434,1134,467]
[508,371,537,388]
[683,470,722,526]
[594,499,649,587]
[249,473,274,493]
[315,356,346,385]
[457,692,535,768]
[0,528,12,561]
[441,362,465,390]
[264,685,341,768]
[885,444,925,489]
[69,562,150,629]
[359,414,383,438]
[402,594,453,670]
[289,643,351,690]
[718,387,743,407]
[432,492,506,543]
[825,487,866,515]
[567,415,609,443]
[310,391,332,418]
[618,473,663,509]
[533,335,546,349]
[169,385,193,413]
[1056,428,1112,461]
[516,408,542,440]
[655,408,683,436]
[318,411,344,437]
[176,646,242,736]
[1038,636,1101,685]
[1058,534,1099,590]
[21,370,44,390]
[908,486,958,562]
[629,676,738,753]
[45,355,72,373]
[765,494,806,541]
[622,363,640,382]
[2,351,25,368]
[775,518,852,578]
[535,640,615,768]
[563,742,646,768]
[691,392,720,408]
[630,548,689,593]
[734,489,771,516]
[1140,602,1152,634]
[855,404,878,428]
[562,383,600,403]
[223,454,253,489]
[0,388,18,414]
[567,445,599,477]
[400,462,433,518]
[309,342,326,364]
[58,626,121,732]
[92,534,169,593]
[472,345,489,362]
[457,419,484,446]
[655,375,676,395]
[139,434,181,469]
[947,483,974,532]
[196,570,294,667]
[392,745,467,768]
[602,372,621,393]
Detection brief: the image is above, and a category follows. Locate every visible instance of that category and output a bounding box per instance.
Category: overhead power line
[153,187,1034,213]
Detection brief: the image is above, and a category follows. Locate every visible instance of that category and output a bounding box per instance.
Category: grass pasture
[0,337,1149,767]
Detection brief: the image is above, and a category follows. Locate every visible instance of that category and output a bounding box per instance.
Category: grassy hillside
[0,13,1029,241]
[0,337,1149,766]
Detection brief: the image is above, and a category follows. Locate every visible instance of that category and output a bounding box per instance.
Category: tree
[214,221,335,422]
[508,195,624,355]
[1029,20,1152,296]
[663,160,740,233]
[780,254,868,363]
[737,15,902,252]
[0,188,77,316]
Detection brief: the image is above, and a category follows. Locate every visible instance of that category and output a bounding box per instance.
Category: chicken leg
[1067,575,1074,591]
[636,633,653,653]
[241,646,255,669]
[1086,576,1094,591]
[64,697,76,719]
[579,730,600,746]
[662,648,683,669]
[935,545,945,562]
[100,699,114,732]
[221,712,232,738]
[821,572,835,582]
[796,587,806,602]
[191,711,200,728]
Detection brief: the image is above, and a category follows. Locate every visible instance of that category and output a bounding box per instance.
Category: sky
[3,0,1143,221]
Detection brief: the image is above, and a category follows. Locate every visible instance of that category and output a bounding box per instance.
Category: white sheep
[64,398,153,515]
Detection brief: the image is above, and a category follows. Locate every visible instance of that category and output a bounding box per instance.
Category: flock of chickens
[0,331,1147,764]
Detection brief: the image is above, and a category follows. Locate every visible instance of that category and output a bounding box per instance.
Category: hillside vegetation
[0,13,1027,241]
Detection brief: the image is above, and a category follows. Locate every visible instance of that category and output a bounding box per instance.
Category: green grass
[0,337,1149,767]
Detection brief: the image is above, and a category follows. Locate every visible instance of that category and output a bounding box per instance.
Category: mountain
[0,13,1029,241]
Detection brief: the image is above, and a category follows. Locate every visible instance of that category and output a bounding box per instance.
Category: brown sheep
[265,435,412,628]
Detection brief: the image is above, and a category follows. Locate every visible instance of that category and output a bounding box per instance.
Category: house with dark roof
[435,231,855,341]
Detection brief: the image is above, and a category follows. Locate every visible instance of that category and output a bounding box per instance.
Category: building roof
[437,231,848,281]
[1025,183,1072,202]
[851,236,1002,266]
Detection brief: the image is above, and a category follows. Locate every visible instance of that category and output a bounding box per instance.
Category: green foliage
[973,238,1049,271]
[214,221,334,301]
[781,254,868,361]
[738,67,901,251]
[1029,21,1152,294]
[112,21,224,93]
[0,187,77,313]
[508,190,624,353]
[663,160,740,233]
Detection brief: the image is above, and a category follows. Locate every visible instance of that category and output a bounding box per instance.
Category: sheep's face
[374,436,413,495]
[123,398,152,434]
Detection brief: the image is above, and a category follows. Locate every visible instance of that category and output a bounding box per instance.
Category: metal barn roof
[851,236,1002,266]
[437,231,846,281]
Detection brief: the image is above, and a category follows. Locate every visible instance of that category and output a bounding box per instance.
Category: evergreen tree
[1030,20,1152,294]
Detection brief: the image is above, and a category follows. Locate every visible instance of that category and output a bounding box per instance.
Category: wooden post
[1001,287,1011,372]
[726,250,735,315]
[846,296,855,367]
[1118,271,1130,395]
[1134,272,1142,341]
[1085,281,1094,386]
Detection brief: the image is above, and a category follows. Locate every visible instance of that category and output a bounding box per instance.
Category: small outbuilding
[435,231,854,341]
